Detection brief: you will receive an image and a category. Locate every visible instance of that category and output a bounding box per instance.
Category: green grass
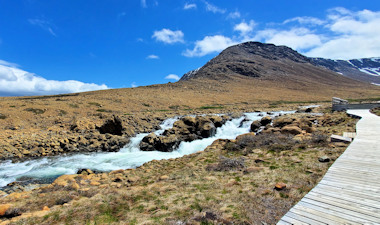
[25,108,45,114]
[199,105,224,109]
[68,103,79,108]
[88,102,102,107]
[96,109,112,113]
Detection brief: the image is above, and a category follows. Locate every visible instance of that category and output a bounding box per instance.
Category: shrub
[25,108,45,114]
[206,156,245,171]
[88,102,102,107]
[224,142,239,151]
[311,133,328,144]
[0,113,6,119]
[235,133,296,152]
[68,103,79,108]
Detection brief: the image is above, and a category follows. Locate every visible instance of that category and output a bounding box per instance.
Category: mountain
[310,57,380,85]
[180,41,380,86]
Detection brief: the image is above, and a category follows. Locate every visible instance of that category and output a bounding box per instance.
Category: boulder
[273,117,294,128]
[97,116,123,135]
[260,116,272,126]
[182,116,196,126]
[274,182,287,190]
[199,122,216,138]
[318,156,330,163]
[139,133,157,151]
[250,120,261,132]
[281,125,302,135]
[207,115,225,127]
[155,135,179,152]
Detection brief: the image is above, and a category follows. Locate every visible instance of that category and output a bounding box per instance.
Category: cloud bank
[184,7,380,60]
[0,62,108,96]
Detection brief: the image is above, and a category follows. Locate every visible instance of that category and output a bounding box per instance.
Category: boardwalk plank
[277,110,380,224]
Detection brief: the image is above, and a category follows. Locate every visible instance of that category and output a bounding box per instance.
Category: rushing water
[0,111,293,188]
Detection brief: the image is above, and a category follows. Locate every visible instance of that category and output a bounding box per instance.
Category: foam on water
[0,111,293,187]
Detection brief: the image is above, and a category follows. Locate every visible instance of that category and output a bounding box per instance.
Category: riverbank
[0,110,358,224]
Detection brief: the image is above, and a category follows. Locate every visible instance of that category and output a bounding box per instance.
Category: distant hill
[180,41,380,86]
[311,57,380,85]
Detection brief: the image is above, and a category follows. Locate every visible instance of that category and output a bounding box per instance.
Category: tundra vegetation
[0,109,358,224]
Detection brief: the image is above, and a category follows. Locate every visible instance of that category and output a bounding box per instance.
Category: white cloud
[141,0,147,8]
[183,35,236,57]
[165,74,180,81]
[0,62,108,96]
[255,28,322,50]
[146,54,159,59]
[305,8,380,59]
[234,20,256,36]
[184,3,197,10]
[283,16,325,26]
[228,10,241,19]
[131,82,137,88]
[28,18,56,36]
[0,60,19,68]
[152,28,184,44]
[183,7,380,59]
[205,1,225,14]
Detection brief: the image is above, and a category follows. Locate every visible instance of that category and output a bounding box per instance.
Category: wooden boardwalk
[278,109,380,224]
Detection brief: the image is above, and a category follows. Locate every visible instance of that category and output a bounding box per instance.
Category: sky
[0,0,380,96]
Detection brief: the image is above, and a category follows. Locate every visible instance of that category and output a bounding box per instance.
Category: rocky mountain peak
[180,41,311,81]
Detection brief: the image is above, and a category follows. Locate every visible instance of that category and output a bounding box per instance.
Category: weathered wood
[278,110,380,224]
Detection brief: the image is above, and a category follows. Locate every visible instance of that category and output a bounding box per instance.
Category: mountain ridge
[180,41,380,85]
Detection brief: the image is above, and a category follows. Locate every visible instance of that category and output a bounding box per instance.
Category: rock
[318,156,330,163]
[208,115,225,127]
[159,175,169,180]
[273,117,294,128]
[77,169,94,175]
[97,116,124,135]
[140,115,225,152]
[52,174,79,190]
[199,122,216,138]
[42,206,50,211]
[260,116,272,126]
[182,116,196,126]
[250,120,261,132]
[236,132,256,143]
[281,125,302,135]
[0,204,11,217]
[155,135,179,152]
[274,182,287,190]
[139,133,158,151]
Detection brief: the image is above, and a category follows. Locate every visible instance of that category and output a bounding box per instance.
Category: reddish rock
[0,204,11,216]
[275,182,287,190]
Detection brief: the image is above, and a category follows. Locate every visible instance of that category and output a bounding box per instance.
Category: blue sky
[0,0,380,96]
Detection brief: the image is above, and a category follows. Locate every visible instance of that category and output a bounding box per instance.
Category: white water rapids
[0,111,293,188]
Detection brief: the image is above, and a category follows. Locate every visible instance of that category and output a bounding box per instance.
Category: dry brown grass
[1,111,357,225]
[0,75,377,159]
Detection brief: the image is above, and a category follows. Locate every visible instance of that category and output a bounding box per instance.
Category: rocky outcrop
[140,115,229,152]
[97,116,124,135]
[262,116,317,140]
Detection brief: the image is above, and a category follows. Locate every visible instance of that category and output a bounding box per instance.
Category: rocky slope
[311,57,380,85]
